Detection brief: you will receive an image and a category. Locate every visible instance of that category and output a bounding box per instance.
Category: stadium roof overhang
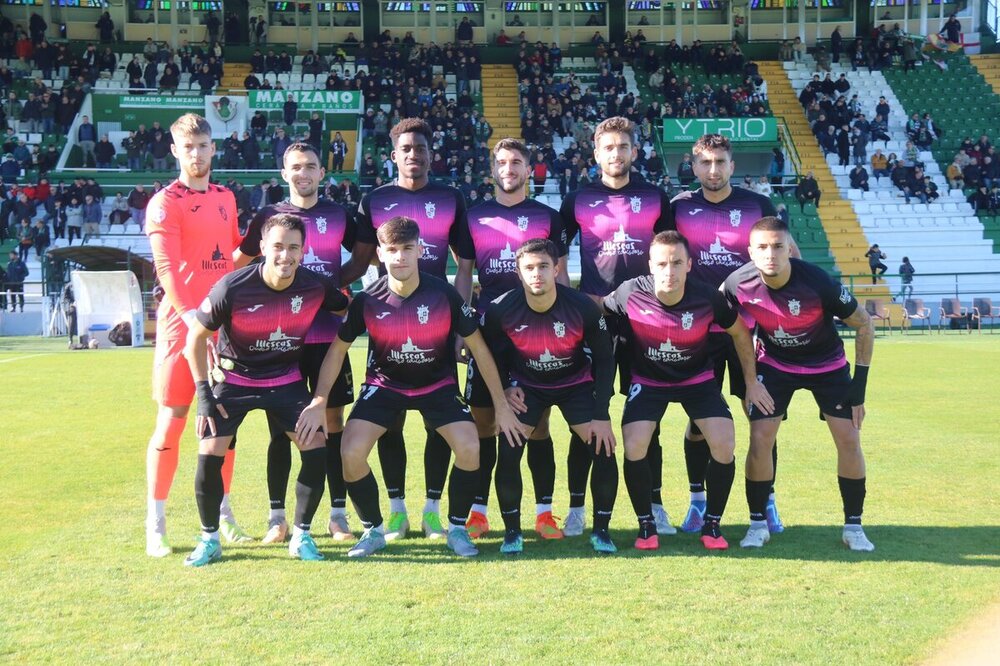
[47,246,156,284]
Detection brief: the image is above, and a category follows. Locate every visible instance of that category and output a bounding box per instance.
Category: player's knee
[622,438,650,461]
[708,439,736,463]
[451,438,479,466]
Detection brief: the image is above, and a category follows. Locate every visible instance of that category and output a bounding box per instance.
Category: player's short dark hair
[692,133,733,159]
[650,230,690,257]
[515,238,559,265]
[492,138,530,164]
[376,216,420,245]
[261,213,306,243]
[390,118,432,147]
[593,116,635,146]
[750,216,789,235]
[283,141,321,167]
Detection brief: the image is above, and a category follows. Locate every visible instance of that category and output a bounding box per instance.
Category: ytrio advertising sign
[662,118,778,144]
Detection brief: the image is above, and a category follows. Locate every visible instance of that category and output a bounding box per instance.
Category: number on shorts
[361,385,379,401]
[627,383,642,403]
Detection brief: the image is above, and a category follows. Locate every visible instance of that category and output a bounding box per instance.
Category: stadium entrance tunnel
[47,246,156,285]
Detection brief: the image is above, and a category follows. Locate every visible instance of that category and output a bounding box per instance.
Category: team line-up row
[140,113,875,567]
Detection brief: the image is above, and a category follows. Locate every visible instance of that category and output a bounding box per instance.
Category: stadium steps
[481,64,521,148]
[219,63,253,93]
[968,54,1000,97]
[758,62,900,317]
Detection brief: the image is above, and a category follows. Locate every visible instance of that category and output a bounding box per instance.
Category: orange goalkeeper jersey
[145,180,241,340]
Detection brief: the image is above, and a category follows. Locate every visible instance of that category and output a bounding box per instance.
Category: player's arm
[840,303,874,430]
[725,317,775,416]
[582,304,617,456]
[183,283,231,438]
[340,241,376,286]
[464,329,531,446]
[295,336,352,443]
[232,209,267,268]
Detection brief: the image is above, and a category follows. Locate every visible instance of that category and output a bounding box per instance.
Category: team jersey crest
[630,196,642,213]
[553,321,566,338]
[425,201,436,219]
[788,299,801,316]
[517,215,529,231]
[290,295,304,314]
[681,311,694,330]
[729,209,742,227]
[315,216,328,234]
[417,304,429,324]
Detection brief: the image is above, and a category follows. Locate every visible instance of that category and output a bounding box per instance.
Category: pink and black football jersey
[604,276,738,387]
[560,177,673,297]
[338,273,479,396]
[672,186,777,289]
[241,199,356,344]
[482,285,615,418]
[197,264,348,386]
[723,259,858,375]
[466,198,567,309]
[357,182,473,279]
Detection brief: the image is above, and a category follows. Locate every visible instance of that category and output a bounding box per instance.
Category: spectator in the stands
[77,115,97,167]
[94,134,115,169]
[796,171,821,211]
[266,176,283,204]
[968,185,990,212]
[240,131,260,169]
[149,129,171,170]
[946,158,965,190]
[753,175,773,197]
[222,131,241,169]
[250,111,267,139]
[127,183,149,228]
[82,193,101,239]
[963,158,982,189]
[271,127,290,165]
[282,95,297,126]
[849,163,870,192]
[677,152,694,186]
[109,192,130,225]
[870,149,889,181]
[329,132,348,173]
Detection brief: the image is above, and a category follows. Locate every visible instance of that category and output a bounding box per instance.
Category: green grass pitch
[1,334,998,663]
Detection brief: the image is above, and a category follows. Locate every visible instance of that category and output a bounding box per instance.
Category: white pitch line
[0,353,52,364]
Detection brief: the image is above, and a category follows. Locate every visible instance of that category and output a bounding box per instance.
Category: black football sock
[526,436,555,505]
[495,434,525,532]
[566,432,592,508]
[266,414,292,510]
[648,425,663,505]
[623,457,653,526]
[325,431,346,509]
[770,440,778,496]
[424,429,451,501]
[195,454,225,534]
[589,444,618,532]
[474,436,497,505]
[346,471,383,529]
[838,476,866,525]
[293,447,327,531]
[684,431,711,494]
[705,457,736,523]
[745,478,771,523]
[376,429,406,500]
[447,466,478,528]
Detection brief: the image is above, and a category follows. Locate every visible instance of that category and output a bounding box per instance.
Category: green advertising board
[249,90,362,113]
[662,118,779,144]
[119,96,204,109]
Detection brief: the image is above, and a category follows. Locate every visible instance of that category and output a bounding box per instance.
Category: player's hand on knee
[503,386,526,414]
[744,379,775,416]
[496,405,530,447]
[295,398,328,446]
[590,420,616,457]
[195,381,225,437]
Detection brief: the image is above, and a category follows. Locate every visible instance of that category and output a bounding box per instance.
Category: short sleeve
[337,293,368,342]
[602,280,630,317]
[710,287,738,329]
[341,207,357,251]
[760,195,778,217]
[449,192,475,260]
[549,207,568,256]
[820,275,859,319]
[449,285,480,337]
[559,192,580,246]
[322,279,349,312]
[195,274,232,332]
[654,190,675,233]
[355,192,376,245]
[239,208,269,256]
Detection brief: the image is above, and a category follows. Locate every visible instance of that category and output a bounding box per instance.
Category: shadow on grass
[209,525,1000,566]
